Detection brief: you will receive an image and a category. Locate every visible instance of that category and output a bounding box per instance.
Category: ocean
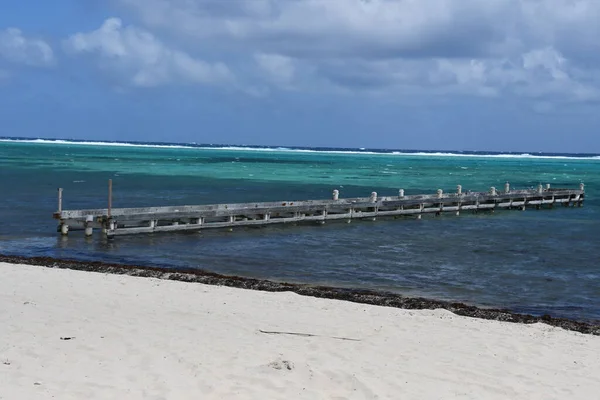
[1,138,599,321]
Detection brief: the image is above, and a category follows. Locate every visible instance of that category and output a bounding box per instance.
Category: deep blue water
[1,138,599,321]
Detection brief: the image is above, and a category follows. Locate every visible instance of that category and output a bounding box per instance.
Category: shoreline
[1,254,598,336]
[3,260,599,399]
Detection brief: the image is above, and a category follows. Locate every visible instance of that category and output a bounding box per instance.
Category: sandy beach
[1,262,598,399]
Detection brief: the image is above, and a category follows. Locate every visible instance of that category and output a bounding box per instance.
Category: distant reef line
[2,137,600,159]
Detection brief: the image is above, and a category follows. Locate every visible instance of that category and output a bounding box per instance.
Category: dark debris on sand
[1,254,598,336]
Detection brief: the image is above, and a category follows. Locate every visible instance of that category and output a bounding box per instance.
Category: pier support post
[456,186,462,215]
[108,179,113,218]
[57,188,63,213]
[60,223,69,236]
[332,190,339,200]
[84,215,94,237]
[454,185,461,216]
[505,182,510,193]
[149,220,157,228]
[437,189,444,214]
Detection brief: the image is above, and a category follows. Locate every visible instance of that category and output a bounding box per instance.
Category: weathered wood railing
[53,182,585,238]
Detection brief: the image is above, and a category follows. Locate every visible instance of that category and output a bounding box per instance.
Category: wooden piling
[58,188,63,213]
[85,215,94,237]
[108,179,113,218]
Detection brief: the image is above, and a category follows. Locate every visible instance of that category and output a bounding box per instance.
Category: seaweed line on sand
[1,254,598,336]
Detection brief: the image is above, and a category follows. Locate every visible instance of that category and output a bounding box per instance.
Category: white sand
[0,262,598,399]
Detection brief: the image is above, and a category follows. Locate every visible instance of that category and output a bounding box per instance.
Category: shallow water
[1,140,599,320]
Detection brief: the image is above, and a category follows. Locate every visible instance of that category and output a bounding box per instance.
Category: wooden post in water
[436,189,443,216]
[57,188,63,213]
[85,215,93,237]
[456,185,462,216]
[57,187,68,235]
[370,192,377,220]
[108,179,113,218]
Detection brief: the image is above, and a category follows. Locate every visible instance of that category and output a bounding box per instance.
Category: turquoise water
[1,140,599,320]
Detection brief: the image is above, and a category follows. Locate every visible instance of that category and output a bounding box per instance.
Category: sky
[1,0,599,153]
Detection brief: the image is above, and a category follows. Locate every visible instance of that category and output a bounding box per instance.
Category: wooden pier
[53,182,585,238]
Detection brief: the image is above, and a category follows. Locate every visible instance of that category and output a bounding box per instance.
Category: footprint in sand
[268,359,294,371]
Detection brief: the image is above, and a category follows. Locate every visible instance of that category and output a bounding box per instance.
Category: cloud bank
[0,28,54,67]
[64,18,233,87]
[114,0,600,100]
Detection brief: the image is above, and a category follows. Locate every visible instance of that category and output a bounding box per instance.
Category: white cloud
[114,0,600,100]
[254,53,295,86]
[64,18,233,87]
[0,28,54,66]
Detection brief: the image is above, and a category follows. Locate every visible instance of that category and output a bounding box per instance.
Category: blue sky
[1,0,599,152]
